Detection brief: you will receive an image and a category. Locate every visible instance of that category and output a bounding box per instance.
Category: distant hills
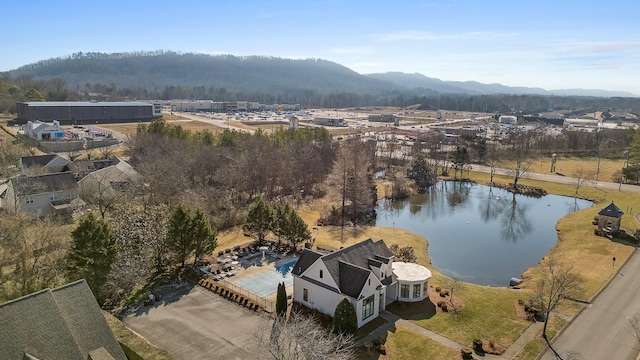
[365,72,637,98]
[7,51,637,98]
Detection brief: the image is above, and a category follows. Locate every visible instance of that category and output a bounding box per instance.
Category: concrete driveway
[124,283,268,360]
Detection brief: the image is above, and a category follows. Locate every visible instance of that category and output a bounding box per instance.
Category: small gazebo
[597,202,624,233]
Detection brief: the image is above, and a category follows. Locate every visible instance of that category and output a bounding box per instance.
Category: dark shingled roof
[21,154,59,168]
[321,239,392,288]
[12,172,77,196]
[292,249,323,276]
[598,202,624,218]
[294,239,393,300]
[0,280,127,360]
[338,261,371,299]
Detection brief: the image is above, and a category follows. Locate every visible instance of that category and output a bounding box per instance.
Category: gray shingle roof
[294,239,393,300]
[598,202,624,218]
[12,172,77,196]
[22,101,153,107]
[292,250,323,276]
[0,280,127,360]
[20,154,58,168]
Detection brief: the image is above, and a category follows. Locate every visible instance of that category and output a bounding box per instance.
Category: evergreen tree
[242,194,273,245]
[66,212,117,301]
[191,208,218,264]
[284,207,311,247]
[166,203,194,268]
[332,297,358,335]
[406,154,436,193]
[275,282,287,318]
[272,201,289,245]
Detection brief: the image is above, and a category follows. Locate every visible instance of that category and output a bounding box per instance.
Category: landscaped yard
[382,327,459,360]
[210,157,640,359]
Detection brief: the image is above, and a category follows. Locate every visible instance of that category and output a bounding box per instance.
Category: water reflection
[375,181,593,286]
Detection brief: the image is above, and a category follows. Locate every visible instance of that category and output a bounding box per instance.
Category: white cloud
[327,46,376,55]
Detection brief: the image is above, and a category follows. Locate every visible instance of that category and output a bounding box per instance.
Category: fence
[203,276,275,314]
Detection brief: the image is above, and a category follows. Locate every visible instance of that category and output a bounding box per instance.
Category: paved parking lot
[124,283,268,360]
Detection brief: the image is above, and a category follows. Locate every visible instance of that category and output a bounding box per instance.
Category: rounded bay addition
[392,262,432,302]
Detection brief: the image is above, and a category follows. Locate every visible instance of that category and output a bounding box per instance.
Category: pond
[375,181,593,286]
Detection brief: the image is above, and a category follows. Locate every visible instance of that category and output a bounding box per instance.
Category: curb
[535,247,638,360]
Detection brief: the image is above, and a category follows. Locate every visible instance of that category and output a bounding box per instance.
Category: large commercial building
[16,101,162,125]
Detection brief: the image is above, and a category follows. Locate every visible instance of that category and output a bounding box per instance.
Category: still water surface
[375,181,593,286]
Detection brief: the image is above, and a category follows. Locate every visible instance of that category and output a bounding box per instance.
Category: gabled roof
[598,202,624,218]
[21,154,58,168]
[11,173,77,196]
[321,239,392,289]
[338,261,372,299]
[294,239,392,300]
[292,250,323,276]
[0,280,126,360]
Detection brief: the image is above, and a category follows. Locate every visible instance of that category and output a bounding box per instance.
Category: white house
[292,239,431,328]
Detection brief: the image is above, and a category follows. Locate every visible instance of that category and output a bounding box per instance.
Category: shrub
[441,303,448,312]
[332,298,358,335]
[461,347,473,360]
[439,291,446,297]
[378,344,387,355]
[444,290,450,296]
[437,300,445,308]
[276,282,287,317]
[435,286,441,292]
[473,339,483,353]
[518,299,524,306]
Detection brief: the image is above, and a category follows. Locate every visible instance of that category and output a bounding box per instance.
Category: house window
[362,295,374,320]
[303,288,308,302]
[423,281,429,295]
[400,284,409,298]
[319,270,323,279]
[413,284,421,298]
[368,278,371,286]
[25,196,34,204]
[49,193,57,201]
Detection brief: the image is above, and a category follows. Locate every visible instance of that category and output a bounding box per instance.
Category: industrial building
[16,101,162,125]
[498,115,518,125]
[313,117,346,127]
[368,114,398,124]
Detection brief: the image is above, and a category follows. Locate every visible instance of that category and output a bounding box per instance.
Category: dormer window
[368,279,371,286]
[319,270,323,279]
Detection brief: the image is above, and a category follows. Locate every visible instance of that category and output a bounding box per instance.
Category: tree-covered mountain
[366,72,637,98]
[9,51,397,95]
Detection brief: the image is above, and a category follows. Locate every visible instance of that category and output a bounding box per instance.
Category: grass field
[383,327,459,359]
[100,120,225,136]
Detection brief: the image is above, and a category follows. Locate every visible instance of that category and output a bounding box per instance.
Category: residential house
[292,238,431,328]
[20,154,72,176]
[1,172,82,217]
[78,158,140,203]
[0,279,127,360]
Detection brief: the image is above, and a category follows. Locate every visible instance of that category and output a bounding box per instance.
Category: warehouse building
[16,101,162,125]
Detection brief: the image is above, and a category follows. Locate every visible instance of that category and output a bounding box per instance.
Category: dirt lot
[123,283,268,360]
[100,120,225,136]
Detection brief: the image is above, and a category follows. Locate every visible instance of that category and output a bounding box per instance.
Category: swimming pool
[234,256,298,297]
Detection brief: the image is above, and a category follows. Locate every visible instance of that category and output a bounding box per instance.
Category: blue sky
[4,0,640,94]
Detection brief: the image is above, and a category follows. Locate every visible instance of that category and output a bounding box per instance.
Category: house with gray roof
[0,279,127,360]
[20,154,72,176]
[1,172,83,217]
[292,238,432,328]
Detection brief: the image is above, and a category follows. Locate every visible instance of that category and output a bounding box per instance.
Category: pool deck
[209,253,297,304]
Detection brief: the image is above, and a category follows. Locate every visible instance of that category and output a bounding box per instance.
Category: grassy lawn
[411,278,531,351]
[513,317,565,360]
[382,327,459,360]
[100,120,224,137]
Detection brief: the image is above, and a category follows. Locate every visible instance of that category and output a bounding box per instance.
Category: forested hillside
[10,51,395,96]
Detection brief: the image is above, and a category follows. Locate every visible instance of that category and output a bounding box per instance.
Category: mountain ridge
[7,51,636,98]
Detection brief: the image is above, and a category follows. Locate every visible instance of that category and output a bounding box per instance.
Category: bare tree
[442,277,463,311]
[627,312,640,344]
[571,168,593,197]
[531,257,581,358]
[504,131,536,191]
[251,310,354,360]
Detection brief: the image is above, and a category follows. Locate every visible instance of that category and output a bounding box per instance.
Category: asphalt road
[540,249,640,360]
